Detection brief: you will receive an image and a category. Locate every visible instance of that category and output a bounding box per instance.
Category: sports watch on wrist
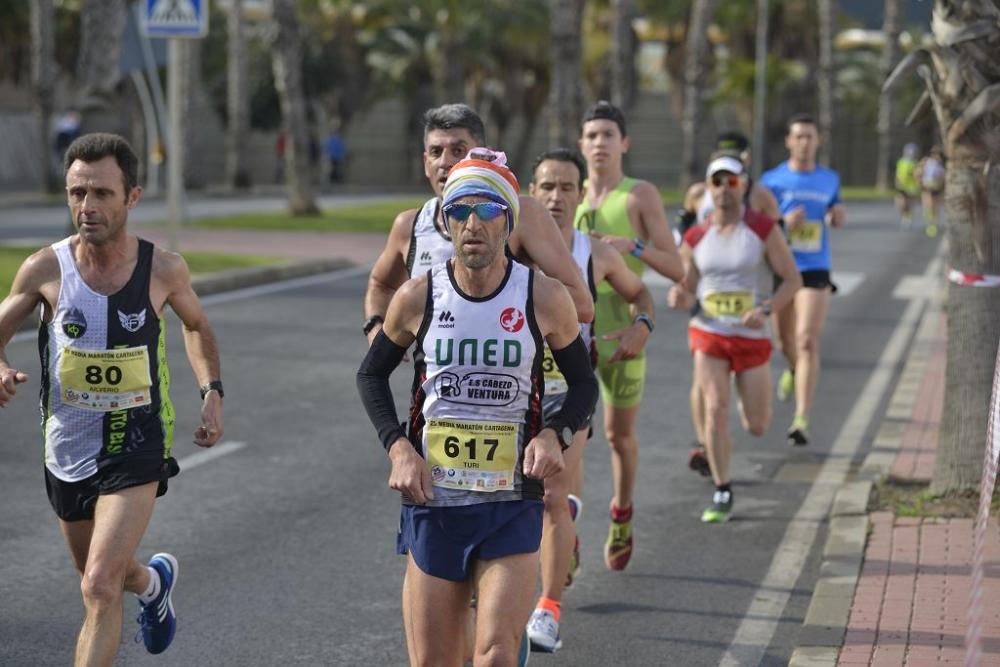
[633,313,654,333]
[760,302,773,317]
[362,315,385,336]
[554,425,574,450]
[630,238,646,258]
[200,380,224,400]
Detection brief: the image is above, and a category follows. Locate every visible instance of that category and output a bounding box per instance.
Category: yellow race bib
[788,221,823,252]
[425,418,518,492]
[59,345,152,412]
[702,291,753,319]
[541,345,567,395]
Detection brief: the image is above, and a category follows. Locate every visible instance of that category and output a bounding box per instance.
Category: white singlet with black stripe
[543,230,596,395]
[409,260,544,507]
[406,198,453,277]
[687,210,775,340]
[40,238,175,482]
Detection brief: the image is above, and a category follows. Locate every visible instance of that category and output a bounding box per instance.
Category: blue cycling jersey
[761,162,841,272]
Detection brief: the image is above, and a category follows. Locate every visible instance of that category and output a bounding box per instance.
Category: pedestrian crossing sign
[143,0,209,38]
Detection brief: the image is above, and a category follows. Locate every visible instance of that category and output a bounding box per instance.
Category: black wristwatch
[200,380,224,400]
[362,315,384,336]
[633,313,654,333]
[552,425,574,450]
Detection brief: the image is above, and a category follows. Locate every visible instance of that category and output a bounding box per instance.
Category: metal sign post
[142,0,209,252]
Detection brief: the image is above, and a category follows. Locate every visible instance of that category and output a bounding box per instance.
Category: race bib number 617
[424,418,518,492]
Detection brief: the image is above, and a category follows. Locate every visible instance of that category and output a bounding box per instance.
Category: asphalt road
[0,201,941,666]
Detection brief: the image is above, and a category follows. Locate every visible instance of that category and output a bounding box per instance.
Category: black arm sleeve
[676,208,697,235]
[356,330,409,451]
[546,335,599,434]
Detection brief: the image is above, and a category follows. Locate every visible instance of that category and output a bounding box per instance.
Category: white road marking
[718,251,942,666]
[176,440,246,471]
[892,274,936,300]
[7,263,374,345]
[832,270,864,296]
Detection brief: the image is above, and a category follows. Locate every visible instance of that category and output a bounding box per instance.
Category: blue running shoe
[137,553,178,654]
[567,494,582,523]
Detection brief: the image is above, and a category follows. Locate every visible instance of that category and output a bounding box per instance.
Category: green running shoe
[565,535,581,589]
[701,490,733,523]
[777,369,794,402]
[604,517,633,571]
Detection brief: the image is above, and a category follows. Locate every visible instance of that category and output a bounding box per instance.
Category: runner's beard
[455,233,504,270]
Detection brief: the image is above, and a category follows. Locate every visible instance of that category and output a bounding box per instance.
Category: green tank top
[574,177,644,359]
[574,177,642,290]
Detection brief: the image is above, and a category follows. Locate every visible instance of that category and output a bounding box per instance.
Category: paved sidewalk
[793,295,1000,666]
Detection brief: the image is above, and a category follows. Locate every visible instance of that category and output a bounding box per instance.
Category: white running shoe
[526,608,562,652]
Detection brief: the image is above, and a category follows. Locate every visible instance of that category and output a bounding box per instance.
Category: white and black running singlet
[542,230,596,396]
[408,260,544,507]
[40,238,175,482]
[406,198,454,277]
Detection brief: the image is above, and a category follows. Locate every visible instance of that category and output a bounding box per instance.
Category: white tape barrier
[949,269,1000,287]
[965,340,1000,666]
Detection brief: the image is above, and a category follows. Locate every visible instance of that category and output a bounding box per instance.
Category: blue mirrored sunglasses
[443,202,508,222]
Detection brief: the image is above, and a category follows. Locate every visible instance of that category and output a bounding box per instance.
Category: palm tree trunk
[547,0,585,148]
[270,0,318,215]
[924,0,1000,494]
[226,0,251,189]
[876,0,903,190]
[76,0,126,118]
[680,0,716,188]
[611,0,637,112]
[937,155,1000,493]
[30,0,58,193]
[816,0,836,166]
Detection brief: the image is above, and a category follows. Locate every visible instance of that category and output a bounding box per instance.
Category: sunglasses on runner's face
[443,202,508,222]
[711,174,741,188]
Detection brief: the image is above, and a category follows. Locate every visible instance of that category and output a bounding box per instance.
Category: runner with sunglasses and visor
[668,156,800,522]
[357,148,598,666]
[678,132,781,478]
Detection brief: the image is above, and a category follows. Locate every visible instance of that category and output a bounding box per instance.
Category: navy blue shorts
[396,499,543,582]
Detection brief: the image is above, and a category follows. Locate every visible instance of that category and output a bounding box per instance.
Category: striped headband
[442,148,520,233]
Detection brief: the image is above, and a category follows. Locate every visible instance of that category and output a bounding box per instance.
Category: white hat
[705,156,744,179]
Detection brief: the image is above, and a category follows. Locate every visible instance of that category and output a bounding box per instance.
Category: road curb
[791,287,945,667]
[190,257,353,297]
[15,257,357,332]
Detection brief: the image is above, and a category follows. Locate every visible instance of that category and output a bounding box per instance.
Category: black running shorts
[44,456,179,522]
[774,269,838,294]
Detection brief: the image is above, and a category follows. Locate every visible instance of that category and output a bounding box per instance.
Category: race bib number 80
[59,345,152,411]
[425,418,518,492]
